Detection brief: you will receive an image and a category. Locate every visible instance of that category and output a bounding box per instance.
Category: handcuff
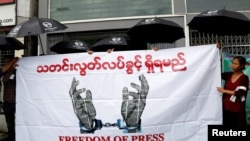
[78,118,141,133]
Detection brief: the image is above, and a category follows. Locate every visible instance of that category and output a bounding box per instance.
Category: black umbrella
[92,36,130,52]
[188,9,250,35]
[127,17,185,43]
[7,17,67,37]
[7,17,67,54]
[0,36,26,50]
[50,40,91,54]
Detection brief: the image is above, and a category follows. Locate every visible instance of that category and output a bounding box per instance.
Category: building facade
[1,0,250,57]
[39,0,250,55]
[0,0,38,66]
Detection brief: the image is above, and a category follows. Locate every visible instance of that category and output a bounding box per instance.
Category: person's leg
[223,109,241,127]
[223,108,229,125]
[238,110,247,127]
[3,103,15,141]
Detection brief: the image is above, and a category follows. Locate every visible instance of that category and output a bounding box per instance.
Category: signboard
[0,4,16,26]
[0,0,15,5]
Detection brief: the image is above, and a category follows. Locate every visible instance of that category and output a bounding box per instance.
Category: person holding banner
[216,56,249,127]
[0,57,18,77]
[1,55,19,141]
[0,56,18,102]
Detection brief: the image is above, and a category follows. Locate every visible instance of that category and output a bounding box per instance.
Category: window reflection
[50,0,172,21]
[187,0,250,13]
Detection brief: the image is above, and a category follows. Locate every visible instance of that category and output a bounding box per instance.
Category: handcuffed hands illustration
[69,74,149,133]
[119,74,149,132]
[69,77,101,133]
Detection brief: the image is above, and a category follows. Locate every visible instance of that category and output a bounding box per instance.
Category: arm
[1,57,19,73]
[87,49,93,55]
[107,48,114,53]
[217,72,232,94]
[234,75,249,96]
[216,87,234,95]
[217,75,249,96]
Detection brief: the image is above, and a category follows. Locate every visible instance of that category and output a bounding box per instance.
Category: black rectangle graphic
[208,125,250,140]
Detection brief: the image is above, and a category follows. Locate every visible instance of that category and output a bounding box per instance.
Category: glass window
[187,0,250,13]
[50,0,172,21]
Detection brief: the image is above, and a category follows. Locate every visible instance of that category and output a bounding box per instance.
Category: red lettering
[114,136,122,141]
[163,59,171,67]
[152,134,159,141]
[131,136,138,141]
[171,52,187,72]
[158,133,165,141]
[117,56,125,69]
[138,135,144,141]
[72,136,78,141]
[154,59,163,72]
[134,55,142,71]
[58,136,111,141]
[65,136,71,141]
[36,53,187,76]
[130,133,165,141]
[59,136,64,141]
[126,61,134,74]
[79,137,84,141]
[37,65,43,73]
[145,54,154,73]
[62,58,70,71]
[121,136,128,141]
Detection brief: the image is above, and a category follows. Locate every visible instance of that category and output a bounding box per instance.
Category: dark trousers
[223,108,246,127]
[3,103,15,141]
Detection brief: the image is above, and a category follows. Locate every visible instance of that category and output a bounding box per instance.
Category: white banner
[16,44,222,141]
